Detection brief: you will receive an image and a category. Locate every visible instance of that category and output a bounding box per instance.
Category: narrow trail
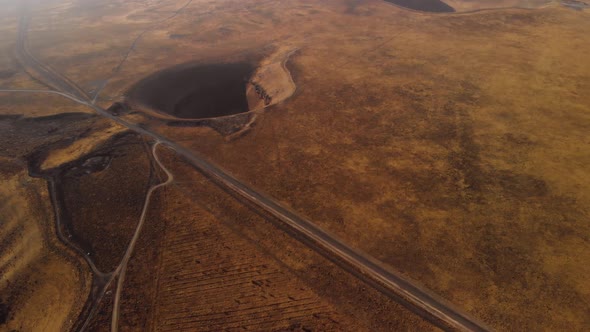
[110,142,173,332]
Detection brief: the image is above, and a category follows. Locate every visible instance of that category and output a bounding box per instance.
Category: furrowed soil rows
[151,189,349,332]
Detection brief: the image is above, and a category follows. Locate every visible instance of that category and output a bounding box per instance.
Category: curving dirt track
[110,142,173,332]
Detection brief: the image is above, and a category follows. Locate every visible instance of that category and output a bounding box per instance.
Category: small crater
[169,33,188,39]
[561,0,589,10]
[383,0,454,12]
[77,155,112,175]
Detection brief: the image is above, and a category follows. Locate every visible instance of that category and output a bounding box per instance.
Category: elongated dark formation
[251,81,272,105]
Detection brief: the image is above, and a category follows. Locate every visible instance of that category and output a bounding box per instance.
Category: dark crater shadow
[384,0,455,12]
[126,62,255,119]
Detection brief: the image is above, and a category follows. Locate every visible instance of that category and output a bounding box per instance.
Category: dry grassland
[1,0,588,330]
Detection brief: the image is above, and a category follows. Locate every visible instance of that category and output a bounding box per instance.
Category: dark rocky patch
[167,112,254,136]
[495,171,549,199]
[106,102,129,116]
[169,34,188,39]
[344,0,365,14]
[127,62,255,119]
[0,300,9,324]
[0,112,96,159]
[68,155,112,176]
[384,0,454,13]
[0,69,16,80]
[0,114,23,121]
[22,112,95,123]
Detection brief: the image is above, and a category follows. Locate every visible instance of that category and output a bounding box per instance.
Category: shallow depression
[384,0,455,12]
[127,62,255,119]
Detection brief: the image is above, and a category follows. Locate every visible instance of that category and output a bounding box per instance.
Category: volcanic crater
[126,62,255,119]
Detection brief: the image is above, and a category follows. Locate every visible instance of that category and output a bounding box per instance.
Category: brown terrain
[1,0,589,331]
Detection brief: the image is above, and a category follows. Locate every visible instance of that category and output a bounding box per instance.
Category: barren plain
[1,0,589,331]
